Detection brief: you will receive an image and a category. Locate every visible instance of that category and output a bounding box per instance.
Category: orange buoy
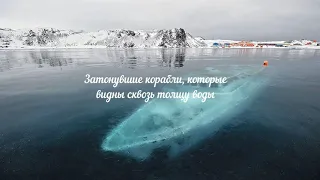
[263,61,268,67]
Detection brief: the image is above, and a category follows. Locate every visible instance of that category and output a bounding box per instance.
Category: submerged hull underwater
[101,65,268,160]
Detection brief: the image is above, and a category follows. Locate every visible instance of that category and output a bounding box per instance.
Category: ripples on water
[0,48,320,180]
[1,48,319,71]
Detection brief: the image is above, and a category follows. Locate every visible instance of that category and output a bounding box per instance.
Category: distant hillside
[0,28,207,48]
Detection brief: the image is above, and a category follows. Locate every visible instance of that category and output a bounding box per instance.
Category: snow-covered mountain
[194,36,206,41]
[0,28,206,48]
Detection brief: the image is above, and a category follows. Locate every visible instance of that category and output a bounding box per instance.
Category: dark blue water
[0,48,320,180]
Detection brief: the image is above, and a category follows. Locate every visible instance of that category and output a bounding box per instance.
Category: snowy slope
[198,39,240,47]
[1,28,318,49]
[0,28,206,48]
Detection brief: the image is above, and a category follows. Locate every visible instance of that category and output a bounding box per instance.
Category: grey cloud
[1,0,319,40]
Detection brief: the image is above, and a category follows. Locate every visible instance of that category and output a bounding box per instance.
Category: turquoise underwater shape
[101,65,268,160]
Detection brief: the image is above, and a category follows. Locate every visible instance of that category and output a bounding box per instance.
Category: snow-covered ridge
[1,27,319,49]
[0,28,206,49]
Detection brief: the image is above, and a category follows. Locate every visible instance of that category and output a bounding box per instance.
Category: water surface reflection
[1,48,319,73]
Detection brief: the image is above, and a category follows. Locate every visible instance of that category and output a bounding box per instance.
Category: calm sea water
[0,48,320,180]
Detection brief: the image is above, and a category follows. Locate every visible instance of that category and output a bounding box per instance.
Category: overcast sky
[1,0,319,40]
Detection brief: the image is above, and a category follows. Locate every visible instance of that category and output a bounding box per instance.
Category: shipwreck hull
[101,65,268,160]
